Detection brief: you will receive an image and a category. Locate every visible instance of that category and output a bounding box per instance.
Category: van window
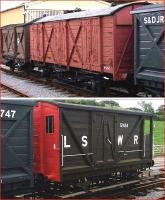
[46,116,54,134]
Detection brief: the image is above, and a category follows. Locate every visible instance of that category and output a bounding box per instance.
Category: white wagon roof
[35,2,148,23]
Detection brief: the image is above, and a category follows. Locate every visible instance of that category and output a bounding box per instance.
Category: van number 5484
[0,110,16,118]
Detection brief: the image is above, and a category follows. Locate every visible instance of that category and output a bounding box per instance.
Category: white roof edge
[35,2,148,24]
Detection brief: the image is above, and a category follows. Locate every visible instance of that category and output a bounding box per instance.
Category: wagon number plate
[0,110,16,118]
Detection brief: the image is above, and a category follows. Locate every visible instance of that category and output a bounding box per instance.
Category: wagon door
[90,18,101,72]
[82,19,91,70]
[83,18,101,72]
[67,19,83,68]
[34,103,60,181]
[92,112,116,164]
[44,105,60,180]
[57,21,67,65]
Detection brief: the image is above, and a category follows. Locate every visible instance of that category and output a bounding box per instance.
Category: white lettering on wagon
[117,135,139,146]
[0,109,16,118]
[143,15,164,24]
[134,135,138,144]
[118,135,124,145]
[64,136,71,148]
[82,136,88,147]
[120,123,128,128]
[63,135,88,148]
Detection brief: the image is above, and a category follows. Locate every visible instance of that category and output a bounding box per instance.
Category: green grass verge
[144,120,164,145]
[153,120,164,145]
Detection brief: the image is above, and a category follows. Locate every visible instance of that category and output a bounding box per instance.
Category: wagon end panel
[33,102,61,182]
[113,6,134,81]
[1,101,34,195]
[113,4,147,81]
[133,5,164,91]
[30,24,44,62]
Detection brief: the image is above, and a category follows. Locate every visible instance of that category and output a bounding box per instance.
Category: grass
[153,120,164,145]
[144,120,164,145]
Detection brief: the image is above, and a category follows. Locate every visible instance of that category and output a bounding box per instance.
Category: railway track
[0,65,140,97]
[101,172,164,199]
[0,66,96,97]
[59,171,164,199]
[13,169,164,199]
[1,84,31,97]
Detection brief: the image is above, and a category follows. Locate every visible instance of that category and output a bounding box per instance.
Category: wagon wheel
[23,69,30,77]
[35,174,47,194]
[6,60,15,71]
[23,64,33,77]
[9,66,15,72]
[43,68,53,81]
[127,85,138,97]
[95,78,108,97]
[125,74,138,96]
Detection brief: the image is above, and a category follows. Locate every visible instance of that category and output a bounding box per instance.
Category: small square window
[46,116,54,134]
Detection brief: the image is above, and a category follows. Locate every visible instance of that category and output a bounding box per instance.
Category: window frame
[46,115,54,134]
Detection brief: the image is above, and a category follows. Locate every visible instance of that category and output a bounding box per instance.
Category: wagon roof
[131,3,164,14]
[2,100,35,107]
[35,2,148,24]
[41,101,153,117]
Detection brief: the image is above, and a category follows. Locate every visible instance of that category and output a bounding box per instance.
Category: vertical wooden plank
[65,21,68,67]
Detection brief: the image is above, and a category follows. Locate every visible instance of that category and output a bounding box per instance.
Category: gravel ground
[134,156,164,199]
[151,156,164,171]
[1,87,20,98]
[1,71,75,98]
